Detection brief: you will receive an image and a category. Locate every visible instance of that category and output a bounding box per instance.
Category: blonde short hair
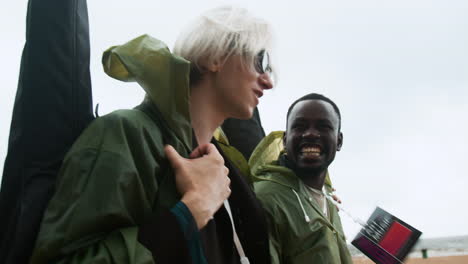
[173,6,275,84]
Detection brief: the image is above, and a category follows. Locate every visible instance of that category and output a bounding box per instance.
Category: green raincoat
[30,35,195,264]
[214,128,252,185]
[250,131,353,264]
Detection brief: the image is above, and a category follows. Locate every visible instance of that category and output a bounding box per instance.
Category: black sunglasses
[254,50,272,74]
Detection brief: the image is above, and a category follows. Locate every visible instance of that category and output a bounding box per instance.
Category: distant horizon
[348,234,468,257]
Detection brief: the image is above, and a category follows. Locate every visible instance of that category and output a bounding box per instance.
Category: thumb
[164,145,185,169]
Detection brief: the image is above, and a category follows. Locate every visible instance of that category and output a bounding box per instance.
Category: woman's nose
[259,72,274,90]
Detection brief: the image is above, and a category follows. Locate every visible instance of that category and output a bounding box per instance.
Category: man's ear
[205,58,222,73]
[337,132,343,151]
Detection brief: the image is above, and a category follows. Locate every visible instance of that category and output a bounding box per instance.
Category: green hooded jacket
[30,35,195,264]
[250,131,353,264]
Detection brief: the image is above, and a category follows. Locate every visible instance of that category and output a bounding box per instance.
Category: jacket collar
[103,34,192,151]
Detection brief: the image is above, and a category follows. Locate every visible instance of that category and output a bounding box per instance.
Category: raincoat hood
[249,131,333,190]
[102,34,192,150]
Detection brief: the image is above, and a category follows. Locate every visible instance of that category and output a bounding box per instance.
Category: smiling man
[250,93,352,264]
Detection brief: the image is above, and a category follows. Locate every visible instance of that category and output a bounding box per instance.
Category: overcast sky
[1,0,467,241]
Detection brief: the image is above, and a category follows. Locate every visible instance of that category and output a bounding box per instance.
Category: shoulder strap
[223,200,250,264]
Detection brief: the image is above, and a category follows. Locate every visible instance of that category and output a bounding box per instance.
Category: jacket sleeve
[29,116,192,264]
[255,193,284,264]
[265,210,283,264]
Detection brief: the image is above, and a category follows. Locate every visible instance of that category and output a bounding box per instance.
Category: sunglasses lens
[255,50,271,74]
[254,50,264,73]
[262,52,270,73]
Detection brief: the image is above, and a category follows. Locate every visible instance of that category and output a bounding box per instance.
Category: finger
[332,194,342,204]
[190,143,220,159]
[164,145,185,169]
[204,144,224,163]
[189,145,206,159]
[199,143,217,155]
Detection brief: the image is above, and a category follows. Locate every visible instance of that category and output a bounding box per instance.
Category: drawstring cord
[223,200,250,264]
[292,189,310,223]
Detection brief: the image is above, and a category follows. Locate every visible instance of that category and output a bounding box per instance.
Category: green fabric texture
[214,128,252,186]
[250,132,352,264]
[102,34,192,151]
[30,35,192,264]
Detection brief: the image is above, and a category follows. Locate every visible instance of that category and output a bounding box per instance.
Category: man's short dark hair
[286,93,341,131]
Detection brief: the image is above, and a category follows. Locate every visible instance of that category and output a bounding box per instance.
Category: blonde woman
[31,5,275,264]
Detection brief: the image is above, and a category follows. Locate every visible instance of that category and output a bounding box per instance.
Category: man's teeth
[301,147,321,154]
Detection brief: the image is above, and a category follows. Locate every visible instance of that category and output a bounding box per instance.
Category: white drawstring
[292,189,310,223]
[223,200,250,264]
